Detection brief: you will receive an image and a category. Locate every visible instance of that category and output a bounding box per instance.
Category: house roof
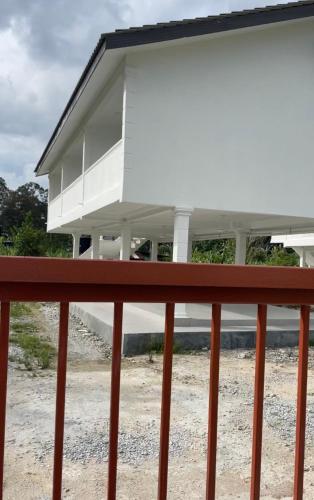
[35,0,314,174]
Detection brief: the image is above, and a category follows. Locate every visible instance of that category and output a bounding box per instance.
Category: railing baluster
[294,304,310,500]
[250,304,267,500]
[0,302,10,500]
[107,302,123,500]
[206,303,221,500]
[53,302,69,500]
[158,302,175,500]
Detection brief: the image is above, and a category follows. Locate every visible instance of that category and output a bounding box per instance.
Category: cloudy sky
[0,0,283,189]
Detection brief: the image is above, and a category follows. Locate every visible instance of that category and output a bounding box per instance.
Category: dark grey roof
[36,0,314,172]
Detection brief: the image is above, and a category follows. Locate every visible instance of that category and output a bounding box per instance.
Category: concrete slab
[71,302,314,355]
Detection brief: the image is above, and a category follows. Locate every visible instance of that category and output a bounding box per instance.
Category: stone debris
[41,303,112,360]
[36,421,194,466]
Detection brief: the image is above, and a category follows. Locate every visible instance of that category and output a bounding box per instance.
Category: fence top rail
[0,256,313,291]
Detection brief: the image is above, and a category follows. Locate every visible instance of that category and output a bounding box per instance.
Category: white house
[271,233,314,266]
[36,1,314,267]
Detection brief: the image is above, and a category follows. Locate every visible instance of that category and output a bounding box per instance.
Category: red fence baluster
[53,302,69,500]
[107,302,123,500]
[206,303,221,500]
[0,302,10,500]
[158,302,175,500]
[294,304,310,500]
[250,304,267,500]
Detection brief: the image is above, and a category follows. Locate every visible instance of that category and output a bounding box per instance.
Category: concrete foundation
[70,303,314,356]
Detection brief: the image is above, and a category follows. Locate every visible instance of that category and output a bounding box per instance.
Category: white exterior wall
[122,19,314,218]
[85,125,122,168]
[48,168,62,201]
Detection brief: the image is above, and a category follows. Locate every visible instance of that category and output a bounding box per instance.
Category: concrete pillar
[299,248,306,268]
[120,225,131,260]
[90,233,100,260]
[173,208,193,263]
[235,231,248,265]
[81,135,86,205]
[72,233,80,259]
[150,239,158,261]
[187,238,193,262]
[173,207,193,319]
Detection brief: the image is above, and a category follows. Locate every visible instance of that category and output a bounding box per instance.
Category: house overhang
[35,0,314,176]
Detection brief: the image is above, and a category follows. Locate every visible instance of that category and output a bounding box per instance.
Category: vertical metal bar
[0,302,10,500]
[250,304,267,500]
[206,303,221,500]
[107,302,123,500]
[294,305,310,500]
[53,302,69,500]
[158,302,175,500]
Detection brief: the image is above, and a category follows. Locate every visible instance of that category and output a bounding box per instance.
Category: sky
[0,0,283,189]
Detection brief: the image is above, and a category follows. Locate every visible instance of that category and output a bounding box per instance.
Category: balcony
[48,139,123,230]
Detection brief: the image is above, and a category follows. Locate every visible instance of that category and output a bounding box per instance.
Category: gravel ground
[40,303,112,361]
[4,304,314,499]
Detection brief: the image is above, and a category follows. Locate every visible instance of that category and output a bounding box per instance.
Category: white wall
[85,124,122,168]
[49,168,62,201]
[122,19,314,218]
[63,141,83,189]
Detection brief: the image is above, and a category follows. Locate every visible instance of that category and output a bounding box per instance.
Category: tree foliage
[0,180,47,235]
[192,236,298,266]
[0,178,71,257]
[11,213,46,256]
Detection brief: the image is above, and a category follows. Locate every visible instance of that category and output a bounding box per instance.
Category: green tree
[0,182,47,235]
[12,213,47,256]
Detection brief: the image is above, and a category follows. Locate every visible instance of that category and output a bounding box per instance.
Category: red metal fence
[0,256,313,499]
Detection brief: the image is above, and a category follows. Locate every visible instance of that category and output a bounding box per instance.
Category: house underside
[50,200,314,265]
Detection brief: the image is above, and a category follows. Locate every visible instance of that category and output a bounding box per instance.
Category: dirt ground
[4,304,314,499]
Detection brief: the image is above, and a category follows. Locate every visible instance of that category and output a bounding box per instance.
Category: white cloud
[0,133,45,188]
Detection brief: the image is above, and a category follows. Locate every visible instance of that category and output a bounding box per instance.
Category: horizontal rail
[2,282,314,304]
[1,257,314,290]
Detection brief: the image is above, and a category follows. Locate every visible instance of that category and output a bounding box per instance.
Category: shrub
[11,213,47,256]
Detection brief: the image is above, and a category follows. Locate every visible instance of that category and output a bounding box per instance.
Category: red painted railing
[0,256,313,499]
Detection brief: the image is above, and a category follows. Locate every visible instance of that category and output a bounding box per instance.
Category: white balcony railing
[62,176,83,215]
[48,139,123,229]
[48,193,62,221]
[84,139,123,203]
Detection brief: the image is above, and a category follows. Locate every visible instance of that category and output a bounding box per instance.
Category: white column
[81,135,86,205]
[60,164,64,216]
[151,239,158,261]
[299,248,306,268]
[90,232,100,260]
[235,231,248,265]
[173,208,193,263]
[173,207,193,319]
[72,233,80,259]
[187,238,193,262]
[120,225,131,260]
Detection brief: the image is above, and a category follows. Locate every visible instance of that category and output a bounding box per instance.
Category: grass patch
[10,302,33,319]
[9,303,56,370]
[147,339,182,362]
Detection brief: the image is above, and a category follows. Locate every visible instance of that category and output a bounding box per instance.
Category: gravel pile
[36,421,194,465]
[41,303,112,360]
[264,395,314,444]
[235,346,314,368]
